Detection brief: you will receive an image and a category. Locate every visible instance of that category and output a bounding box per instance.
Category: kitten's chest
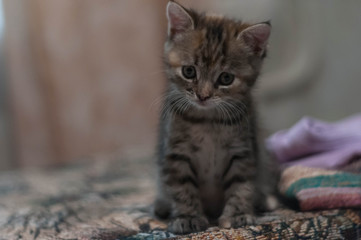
[189,124,229,178]
[169,120,249,179]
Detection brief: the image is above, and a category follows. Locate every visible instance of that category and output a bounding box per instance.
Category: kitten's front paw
[218,214,255,229]
[168,216,209,234]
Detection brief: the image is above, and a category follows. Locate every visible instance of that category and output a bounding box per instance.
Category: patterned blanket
[279,165,361,211]
[0,157,360,240]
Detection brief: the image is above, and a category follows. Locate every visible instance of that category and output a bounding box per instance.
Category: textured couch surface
[0,157,360,240]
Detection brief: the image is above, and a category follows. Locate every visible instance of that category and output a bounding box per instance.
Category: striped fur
[154,1,273,234]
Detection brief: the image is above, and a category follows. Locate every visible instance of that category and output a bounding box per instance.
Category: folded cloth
[279,165,361,211]
[266,114,361,169]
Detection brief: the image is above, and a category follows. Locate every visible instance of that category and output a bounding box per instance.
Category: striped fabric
[279,166,361,211]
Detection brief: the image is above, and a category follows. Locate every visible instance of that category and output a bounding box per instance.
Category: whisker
[148,90,178,112]
[223,100,250,128]
[219,102,233,125]
[217,103,228,126]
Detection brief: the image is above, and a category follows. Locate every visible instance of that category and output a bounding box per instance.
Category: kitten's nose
[196,94,210,102]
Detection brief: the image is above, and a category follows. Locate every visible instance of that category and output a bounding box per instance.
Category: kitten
[154,1,274,234]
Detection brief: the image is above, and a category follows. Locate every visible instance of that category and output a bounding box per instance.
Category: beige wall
[4,0,168,168]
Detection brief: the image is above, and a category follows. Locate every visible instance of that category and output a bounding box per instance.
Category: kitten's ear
[238,22,271,56]
[166,1,194,38]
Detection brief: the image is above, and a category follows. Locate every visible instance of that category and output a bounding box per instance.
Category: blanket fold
[266,114,361,169]
[267,114,361,211]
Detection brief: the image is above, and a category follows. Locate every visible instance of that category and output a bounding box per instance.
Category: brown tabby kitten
[154,1,273,234]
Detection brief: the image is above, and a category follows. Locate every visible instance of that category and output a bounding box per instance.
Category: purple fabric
[266,114,361,169]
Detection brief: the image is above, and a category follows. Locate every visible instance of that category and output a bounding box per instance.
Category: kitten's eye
[182,66,196,79]
[218,72,235,86]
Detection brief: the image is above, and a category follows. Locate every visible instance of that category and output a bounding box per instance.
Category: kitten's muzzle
[196,94,211,102]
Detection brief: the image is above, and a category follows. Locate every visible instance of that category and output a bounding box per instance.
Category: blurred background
[0,0,360,170]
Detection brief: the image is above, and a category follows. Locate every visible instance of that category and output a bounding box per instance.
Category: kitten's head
[163,1,270,116]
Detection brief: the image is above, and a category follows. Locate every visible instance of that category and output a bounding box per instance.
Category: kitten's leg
[218,181,255,228]
[160,153,208,234]
[254,149,281,213]
[219,155,256,228]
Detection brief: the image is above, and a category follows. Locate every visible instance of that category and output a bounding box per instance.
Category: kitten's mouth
[194,99,214,108]
[197,100,207,106]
